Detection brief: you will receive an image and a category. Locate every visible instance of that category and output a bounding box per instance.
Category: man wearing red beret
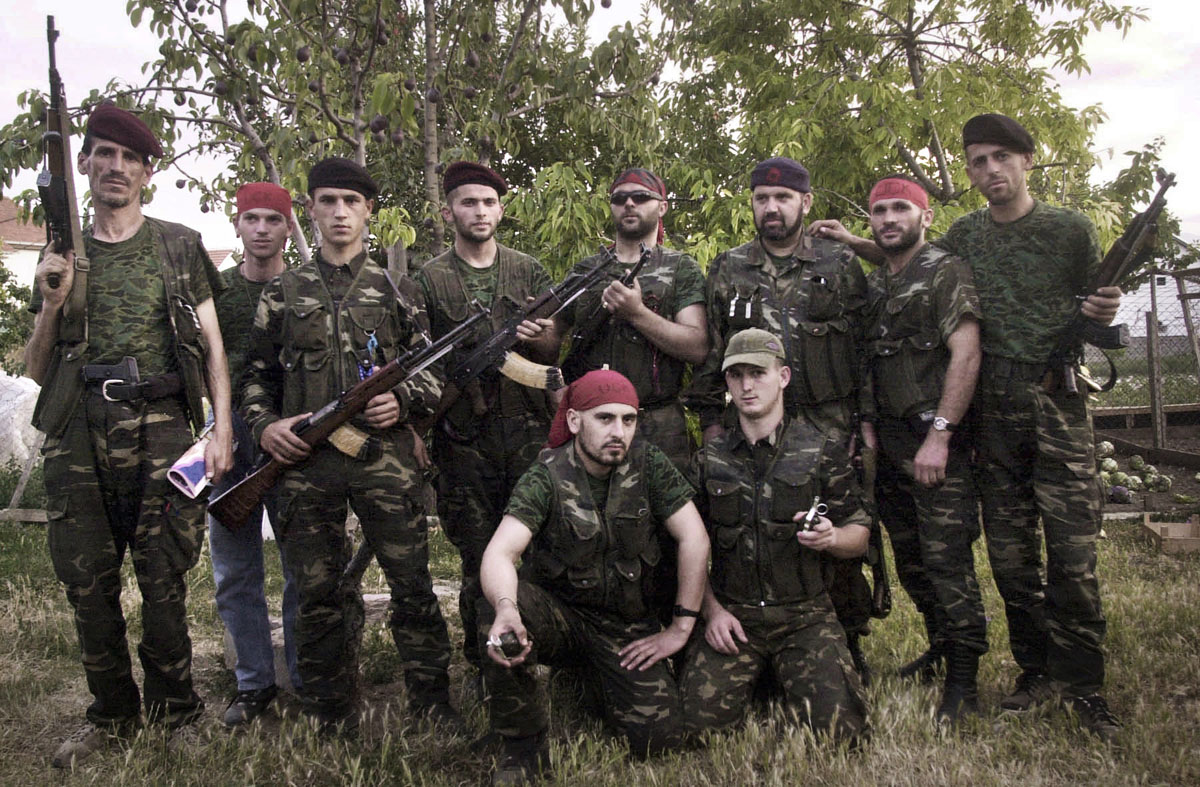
[208,182,302,728]
[478,370,708,784]
[26,102,233,767]
[414,161,563,679]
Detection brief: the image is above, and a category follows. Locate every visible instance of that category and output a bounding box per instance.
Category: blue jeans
[208,413,301,691]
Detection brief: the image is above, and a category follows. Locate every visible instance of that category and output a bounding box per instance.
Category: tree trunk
[423,0,444,255]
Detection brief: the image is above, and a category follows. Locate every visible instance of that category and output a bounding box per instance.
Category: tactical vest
[419,246,550,427]
[866,247,953,419]
[275,255,407,424]
[563,247,687,406]
[702,419,829,606]
[521,440,663,621]
[32,217,214,437]
[720,238,857,409]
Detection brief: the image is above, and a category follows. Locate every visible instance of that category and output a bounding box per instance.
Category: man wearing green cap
[680,328,868,740]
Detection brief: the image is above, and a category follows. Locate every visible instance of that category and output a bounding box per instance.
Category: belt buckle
[101,379,124,402]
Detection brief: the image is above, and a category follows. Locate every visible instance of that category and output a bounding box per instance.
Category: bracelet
[672,604,700,619]
[496,596,517,610]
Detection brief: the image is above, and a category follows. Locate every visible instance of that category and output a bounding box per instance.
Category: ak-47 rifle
[415,251,619,432]
[208,308,490,531]
[36,16,88,295]
[560,243,652,383]
[1043,168,1176,395]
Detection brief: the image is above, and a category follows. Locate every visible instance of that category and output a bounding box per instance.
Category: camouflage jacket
[241,250,440,447]
[686,235,869,434]
[697,417,869,606]
[415,244,554,426]
[520,441,665,622]
[863,244,981,419]
[561,246,705,406]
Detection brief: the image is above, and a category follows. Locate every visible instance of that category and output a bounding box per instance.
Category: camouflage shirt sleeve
[647,443,697,520]
[933,255,983,343]
[671,253,707,313]
[818,435,871,531]
[504,461,554,537]
[683,251,731,427]
[240,276,288,446]
[393,273,443,421]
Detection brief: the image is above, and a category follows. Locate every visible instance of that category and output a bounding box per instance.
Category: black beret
[86,102,163,159]
[750,157,810,193]
[443,161,508,197]
[962,113,1035,154]
[307,157,378,199]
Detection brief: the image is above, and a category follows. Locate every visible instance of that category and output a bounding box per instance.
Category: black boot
[899,647,945,684]
[936,647,979,725]
[846,633,871,688]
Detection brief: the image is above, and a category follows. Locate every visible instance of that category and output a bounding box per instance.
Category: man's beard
[875,223,922,253]
[456,220,496,244]
[755,212,803,242]
[579,437,628,468]
[615,213,657,241]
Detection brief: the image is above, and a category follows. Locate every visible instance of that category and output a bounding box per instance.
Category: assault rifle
[208,308,489,531]
[415,251,619,432]
[36,16,87,295]
[560,243,651,383]
[1042,168,1176,395]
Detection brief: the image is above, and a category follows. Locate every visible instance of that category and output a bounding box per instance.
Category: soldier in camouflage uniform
[26,104,234,767]
[478,370,708,785]
[859,176,985,723]
[415,161,561,672]
[680,329,868,740]
[241,157,457,732]
[813,115,1124,741]
[685,157,877,681]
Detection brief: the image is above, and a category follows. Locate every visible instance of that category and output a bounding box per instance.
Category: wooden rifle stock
[208,309,489,530]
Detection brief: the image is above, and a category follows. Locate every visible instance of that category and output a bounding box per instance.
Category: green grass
[1,507,1198,784]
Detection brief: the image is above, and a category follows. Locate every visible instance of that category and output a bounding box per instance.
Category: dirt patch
[1098,424,1200,516]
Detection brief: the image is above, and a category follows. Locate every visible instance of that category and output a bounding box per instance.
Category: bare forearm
[24,308,62,385]
[937,322,980,424]
[625,306,709,364]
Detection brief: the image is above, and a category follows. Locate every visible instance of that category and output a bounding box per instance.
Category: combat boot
[898,647,945,684]
[846,633,871,687]
[999,671,1054,712]
[936,647,979,725]
[51,719,140,769]
[1062,694,1121,744]
[493,730,550,786]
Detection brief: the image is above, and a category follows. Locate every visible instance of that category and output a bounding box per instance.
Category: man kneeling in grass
[680,329,869,740]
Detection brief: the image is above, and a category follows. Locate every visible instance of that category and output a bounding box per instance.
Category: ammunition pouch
[30,342,87,439]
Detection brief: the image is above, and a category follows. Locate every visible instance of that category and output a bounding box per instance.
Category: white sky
[2,0,1197,284]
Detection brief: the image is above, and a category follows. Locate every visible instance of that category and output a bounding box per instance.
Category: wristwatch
[672,605,700,619]
[932,416,958,432]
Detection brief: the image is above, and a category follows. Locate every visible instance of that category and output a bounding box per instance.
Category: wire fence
[1088,267,1200,410]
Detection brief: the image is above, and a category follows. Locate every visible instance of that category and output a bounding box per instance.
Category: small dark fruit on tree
[185,0,198,12]
[176,179,186,189]
[435,162,445,175]
[174,92,187,106]
[466,50,480,68]
[404,77,417,91]
[370,114,388,133]
[225,32,237,46]
[201,203,210,213]
[426,87,441,104]
[390,128,405,144]
[464,86,477,99]
[423,217,435,229]
[335,48,350,66]
[214,80,229,96]
[480,133,493,151]
[376,29,388,45]
[296,45,311,63]
[481,31,493,43]
[308,131,319,144]
[308,79,320,92]
[601,0,612,7]
[373,130,386,144]
[247,43,259,63]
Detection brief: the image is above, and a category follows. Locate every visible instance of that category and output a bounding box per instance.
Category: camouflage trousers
[43,393,205,727]
[875,416,987,655]
[275,429,451,721]
[973,367,1106,695]
[434,412,548,668]
[638,401,695,626]
[679,594,867,739]
[478,582,683,754]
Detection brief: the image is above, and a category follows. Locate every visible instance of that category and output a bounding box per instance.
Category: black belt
[82,356,183,403]
[981,355,1045,382]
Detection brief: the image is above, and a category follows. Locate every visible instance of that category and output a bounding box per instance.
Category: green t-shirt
[214,264,270,401]
[934,201,1100,364]
[506,441,696,536]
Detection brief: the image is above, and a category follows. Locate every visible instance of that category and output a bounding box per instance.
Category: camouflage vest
[563,246,687,406]
[865,246,953,418]
[420,245,550,424]
[521,440,662,621]
[701,418,828,605]
[719,238,857,410]
[32,217,213,437]
[275,255,407,423]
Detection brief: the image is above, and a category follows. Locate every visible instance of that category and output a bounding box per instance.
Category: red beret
[443,161,507,198]
[869,177,929,210]
[86,103,163,159]
[236,182,293,218]
[545,370,639,449]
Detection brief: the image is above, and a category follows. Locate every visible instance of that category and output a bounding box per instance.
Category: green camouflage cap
[722,328,786,371]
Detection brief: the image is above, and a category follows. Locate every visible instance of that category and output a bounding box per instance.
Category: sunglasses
[609,190,663,205]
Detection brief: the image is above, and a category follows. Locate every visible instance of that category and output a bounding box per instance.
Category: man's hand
[860,420,878,452]
[408,425,431,470]
[363,386,400,429]
[485,606,532,667]
[35,250,74,309]
[795,515,837,552]
[204,425,234,484]
[515,316,554,342]
[1082,285,1122,326]
[704,604,747,656]
[618,624,690,671]
[261,413,313,464]
[602,277,645,320]
[807,219,853,244]
[913,431,950,487]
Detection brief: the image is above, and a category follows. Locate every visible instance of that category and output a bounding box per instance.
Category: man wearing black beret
[241,156,461,734]
[413,160,562,679]
[27,102,233,767]
[685,156,879,683]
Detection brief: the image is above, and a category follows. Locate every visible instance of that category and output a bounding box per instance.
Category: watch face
[933,416,949,431]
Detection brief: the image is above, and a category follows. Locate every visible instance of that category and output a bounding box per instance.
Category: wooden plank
[0,509,48,523]
[1146,312,1166,448]
[1097,431,1200,470]
[1141,513,1200,554]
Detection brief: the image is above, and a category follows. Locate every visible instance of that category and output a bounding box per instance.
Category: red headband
[545,370,640,449]
[868,178,929,211]
[236,182,293,218]
[610,168,666,245]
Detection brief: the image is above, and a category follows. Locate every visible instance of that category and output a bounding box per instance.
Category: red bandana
[545,370,639,448]
[868,177,929,210]
[610,168,667,244]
